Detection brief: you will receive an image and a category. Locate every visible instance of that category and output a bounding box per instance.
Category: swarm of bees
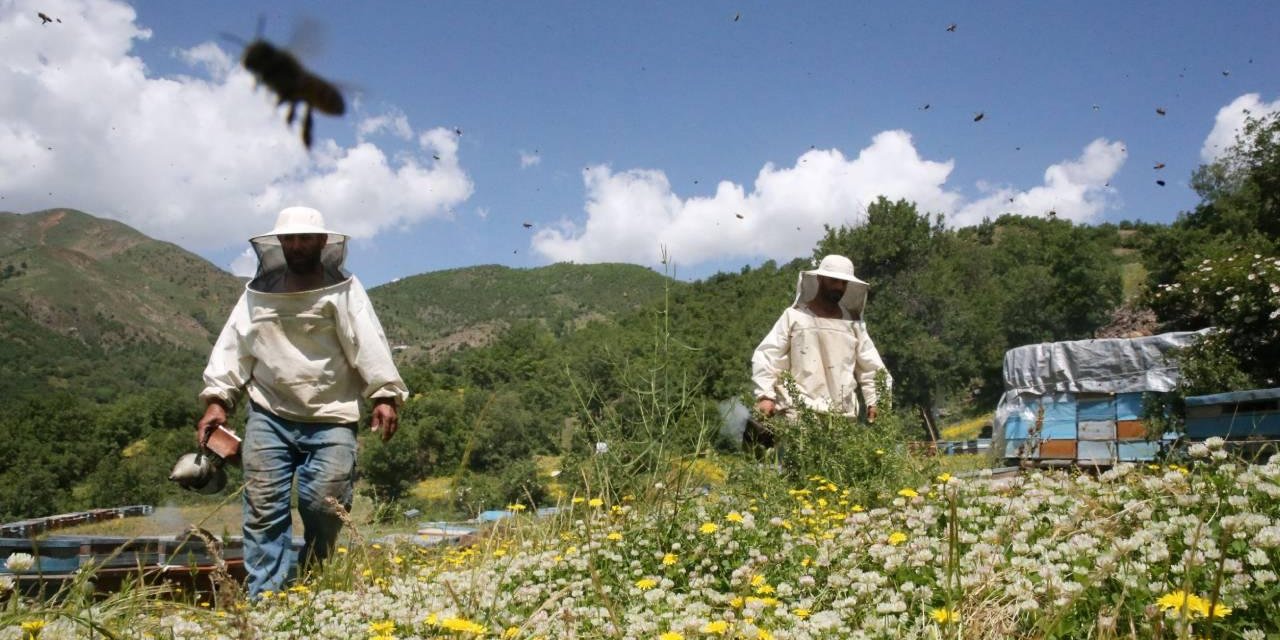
[230,22,345,150]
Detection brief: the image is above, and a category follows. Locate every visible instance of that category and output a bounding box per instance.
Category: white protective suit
[200,219,408,424]
[751,259,890,418]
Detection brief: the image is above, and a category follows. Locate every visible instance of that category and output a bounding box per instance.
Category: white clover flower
[1205,436,1227,450]
[4,552,34,572]
[1188,443,1210,458]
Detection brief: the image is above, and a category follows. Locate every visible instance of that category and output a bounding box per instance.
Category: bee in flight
[228,20,345,149]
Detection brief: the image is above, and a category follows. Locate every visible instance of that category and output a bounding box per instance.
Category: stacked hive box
[1003,391,1163,465]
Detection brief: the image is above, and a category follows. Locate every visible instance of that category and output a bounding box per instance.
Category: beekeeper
[751,254,890,422]
[195,206,408,598]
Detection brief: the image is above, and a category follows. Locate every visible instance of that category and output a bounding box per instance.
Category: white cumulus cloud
[0,0,472,267]
[519,150,541,168]
[1201,93,1280,162]
[532,132,1126,267]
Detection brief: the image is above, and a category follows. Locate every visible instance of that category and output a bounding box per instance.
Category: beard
[819,286,844,305]
[284,251,322,274]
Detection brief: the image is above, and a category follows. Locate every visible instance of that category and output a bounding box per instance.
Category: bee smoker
[169,425,242,494]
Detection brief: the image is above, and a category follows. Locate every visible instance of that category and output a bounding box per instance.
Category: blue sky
[2,0,1277,285]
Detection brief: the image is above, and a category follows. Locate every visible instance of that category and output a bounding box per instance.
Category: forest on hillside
[0,113,1276,522]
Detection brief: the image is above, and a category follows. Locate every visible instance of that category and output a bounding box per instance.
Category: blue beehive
[1185,388,1280,439]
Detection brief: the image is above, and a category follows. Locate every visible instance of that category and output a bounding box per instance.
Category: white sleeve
[199,292,254,409]
[853,321,889,407]
[750,312,792,401]
[336,277,410,406]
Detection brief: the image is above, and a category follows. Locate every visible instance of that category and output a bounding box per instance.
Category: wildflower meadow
[4,435,1280,639]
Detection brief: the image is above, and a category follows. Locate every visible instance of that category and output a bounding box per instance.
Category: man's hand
[755,397,777,417]
[196,401,228,447]
[867,405,878,423]
[371,399,398,442]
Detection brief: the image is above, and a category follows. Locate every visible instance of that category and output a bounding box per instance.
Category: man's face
[279,233,327,273]
[817,275,846,304]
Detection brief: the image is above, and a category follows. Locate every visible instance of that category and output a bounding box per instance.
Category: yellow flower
[507,503,527,512]
[659,632,684,640]
[607,531,623,541]
[875,449,886,455]
[701,620,729,635]
[635,577,658,590]
[898,488,919,498]
[1155,590,1232,619]
[425,613,439,625]
[750,574,767,587]
[729,596,744,608]
[793,608,811,618]
[21,620,46,633]
[756,629,773,640]
[930,608,958,623]
[700,522,719,534]
[936,473,953,483]
[371,636,396,640]
[662,553,679,566]
[572,497,585,504]
[755,584,775,595]
[441,617,488,634]
[337,546,349,554]
[589,498,604,508]
[493,548,507,557]
[503,628,520,639]
[850,504,864,513]
[726,511,745,523]
[888,532,908,546]
[370,620,395,633]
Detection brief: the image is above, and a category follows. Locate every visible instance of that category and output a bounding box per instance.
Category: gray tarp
[994,329,1211,454]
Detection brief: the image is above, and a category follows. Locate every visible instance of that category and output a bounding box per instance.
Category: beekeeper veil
[793,255,870,320]
[247,206,350,292]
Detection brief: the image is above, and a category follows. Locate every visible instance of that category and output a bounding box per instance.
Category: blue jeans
[242,403,356,598]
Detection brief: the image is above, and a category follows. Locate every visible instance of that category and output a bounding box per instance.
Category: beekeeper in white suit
[751,254,890,422]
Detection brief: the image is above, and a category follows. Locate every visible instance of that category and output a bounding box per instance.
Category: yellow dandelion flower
[337,546,349,554]
[875,449,885,455]
[936,472,953,483]
[659,632,684,640]
[507,503,527,512]
[750,574,767,587]
[635,577,658,590]
[370,636,395,640]
[730,596,744,608]
[662,553,678,566]
[607,532,623,541]
[441,617,488,634]
[701,620,729,635]
[755,584,775,595]
[930,608,958,623]
[898,488,919,498]
[503,628,520,639]
[793,608,811,619]
[888,532,908,545]
[589,498,604,508]
[700,522,719,534]
[370,621,396,634]
[493,549,507,557]
[725,512,745,523]
[425,613,439,625]
[572,497,585,504]
[22,620,46,634]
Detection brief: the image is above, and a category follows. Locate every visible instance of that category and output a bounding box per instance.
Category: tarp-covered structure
[995,329,1210,464]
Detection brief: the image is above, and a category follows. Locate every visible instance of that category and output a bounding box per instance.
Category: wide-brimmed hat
[805,255,869,285]
[251,206,347,243]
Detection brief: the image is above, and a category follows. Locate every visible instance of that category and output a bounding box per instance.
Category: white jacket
[751,265,890,418]
[200,275,408,424]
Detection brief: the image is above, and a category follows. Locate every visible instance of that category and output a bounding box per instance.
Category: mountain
[0,209,244,350]
[370,263,679,361]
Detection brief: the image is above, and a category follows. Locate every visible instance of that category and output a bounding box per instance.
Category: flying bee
[228,21,344,149]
